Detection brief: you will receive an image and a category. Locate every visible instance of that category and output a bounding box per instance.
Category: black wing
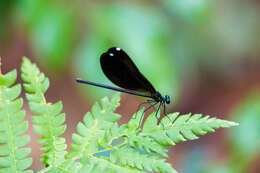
[100,47,156,95]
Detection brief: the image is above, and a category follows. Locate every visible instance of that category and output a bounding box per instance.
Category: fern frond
[142,112,239,146]
[0,69,32,173]
[90,93,121,129]
[21,57,67,167]
[38,159,82,173]
[68,93,146,173]
[119,109,168,157]
[68,94,175,173]
[110,147,177,173]
[128,135,168,157]
[68,93,121,160]
[78,156,143,173]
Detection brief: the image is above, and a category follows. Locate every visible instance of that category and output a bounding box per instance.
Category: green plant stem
[92,140,128,156]
[38,167,51,173]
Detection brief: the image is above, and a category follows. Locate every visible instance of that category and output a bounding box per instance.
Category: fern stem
[7,107,18,172]
[92,140,128,156]
[37,167,51,173]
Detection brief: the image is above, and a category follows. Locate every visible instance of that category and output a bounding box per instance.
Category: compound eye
[108,53,114,57]
[165,95,171,104]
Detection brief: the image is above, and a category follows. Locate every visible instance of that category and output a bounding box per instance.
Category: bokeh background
[1,0,260,172]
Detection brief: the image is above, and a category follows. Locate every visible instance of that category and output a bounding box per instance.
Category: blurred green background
[1,0,260,172]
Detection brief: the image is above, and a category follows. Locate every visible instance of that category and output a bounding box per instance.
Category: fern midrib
[91,155,142,172]
[142,120,212,134]
[25,66,65,166]
[73,120,100,159]
[32,72,46,104]
[46,102,59,166]
[31,71,59,166]
[38,163,74,173]
[92,140,127,156]
[55,165,74,173]
[72,120,128,159]
[6,99,19,172]
[90,128,132,156]
[37,166,51,173]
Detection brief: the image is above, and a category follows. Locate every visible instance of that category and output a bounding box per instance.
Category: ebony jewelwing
[76,47,170,125]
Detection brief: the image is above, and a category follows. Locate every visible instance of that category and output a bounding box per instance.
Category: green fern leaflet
[0,69,32,173]
[0,57,238,173]
[68,93,238,173]
[21,58,68,170]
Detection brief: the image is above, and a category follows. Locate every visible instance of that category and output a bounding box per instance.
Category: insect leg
[155,101,162,123]
[132,100,155,120]
[138,101,159,129]
[163,101,171,123]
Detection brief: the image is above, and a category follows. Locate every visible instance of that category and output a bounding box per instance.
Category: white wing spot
[116,47,121,51]
[109,53,114,56]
